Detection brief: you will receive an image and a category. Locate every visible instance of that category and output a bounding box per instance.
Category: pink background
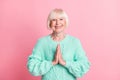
[0,0,120,80]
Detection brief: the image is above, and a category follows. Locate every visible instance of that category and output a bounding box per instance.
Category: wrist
[52,61,56,65]
[52,61,58,65]
[62,61,66,66]
[59,60,66,66]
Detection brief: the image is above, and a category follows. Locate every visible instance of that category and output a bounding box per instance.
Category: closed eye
[52,19,56,21]
[60,19,63,20]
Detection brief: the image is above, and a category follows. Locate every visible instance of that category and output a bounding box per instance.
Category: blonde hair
[47,8,69,29]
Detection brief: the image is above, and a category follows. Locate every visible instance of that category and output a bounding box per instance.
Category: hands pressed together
[52,44,66,66]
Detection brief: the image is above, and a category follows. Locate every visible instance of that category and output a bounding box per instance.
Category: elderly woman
[27,8,90,80]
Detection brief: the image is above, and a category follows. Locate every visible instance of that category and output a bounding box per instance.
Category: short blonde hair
[47,8,69,29]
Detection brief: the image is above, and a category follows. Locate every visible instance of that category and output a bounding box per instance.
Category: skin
[50,16,66,66]
[52,44,66,66]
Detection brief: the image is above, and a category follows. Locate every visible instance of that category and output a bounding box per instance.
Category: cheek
[62,22,66,28]
[62,20,66,26]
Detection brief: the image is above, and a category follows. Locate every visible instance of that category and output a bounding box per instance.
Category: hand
[58,52,66,66]
[52,44,66,66]
[57,44,66,66]
[52,44,59,65]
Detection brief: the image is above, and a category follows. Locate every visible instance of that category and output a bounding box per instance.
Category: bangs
[49,11,67,20]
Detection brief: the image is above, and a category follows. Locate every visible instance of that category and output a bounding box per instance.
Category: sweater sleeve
[64,39,90,78]
[27,39,53,76]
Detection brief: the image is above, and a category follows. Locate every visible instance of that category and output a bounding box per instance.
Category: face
[50,16,66,34]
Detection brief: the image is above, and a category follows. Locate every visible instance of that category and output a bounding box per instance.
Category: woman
[27,8,90,80]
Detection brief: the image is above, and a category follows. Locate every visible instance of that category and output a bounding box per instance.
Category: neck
[51,32,66,41]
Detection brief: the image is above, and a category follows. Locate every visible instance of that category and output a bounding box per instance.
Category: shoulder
[67,34,81,43]
[67,34,83,48]
[35,35,49,46]
[67,35,84,51]
[38,35,49,42]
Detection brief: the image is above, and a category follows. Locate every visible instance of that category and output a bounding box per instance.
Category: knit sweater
[27,34,90,80]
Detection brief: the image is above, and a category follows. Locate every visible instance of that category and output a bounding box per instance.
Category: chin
[54,30,64,34]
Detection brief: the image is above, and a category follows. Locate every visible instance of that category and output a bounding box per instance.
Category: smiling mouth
[55,26,62,29]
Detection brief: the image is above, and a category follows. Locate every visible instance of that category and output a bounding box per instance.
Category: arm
[27,39,53,76]
[64,39,90,77]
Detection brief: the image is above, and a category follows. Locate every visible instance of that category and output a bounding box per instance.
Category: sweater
[27,34,90,80]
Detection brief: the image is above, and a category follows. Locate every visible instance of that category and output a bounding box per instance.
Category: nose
[56,19,60,25]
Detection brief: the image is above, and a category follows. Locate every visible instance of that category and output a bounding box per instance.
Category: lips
[55,26,62,29]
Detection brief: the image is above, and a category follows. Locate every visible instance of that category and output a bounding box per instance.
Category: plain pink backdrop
[0,0,120,80]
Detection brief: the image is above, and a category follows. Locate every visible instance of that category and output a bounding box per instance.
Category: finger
[56,44,60,52]
[59,52,62,58]
[57,44,60,49]
[57,52,59,58]
[58,44,60,48]
[56,44,60,50]
[56,45,59,53]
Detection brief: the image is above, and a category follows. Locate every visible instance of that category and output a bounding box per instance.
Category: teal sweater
[27,34,90,80]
